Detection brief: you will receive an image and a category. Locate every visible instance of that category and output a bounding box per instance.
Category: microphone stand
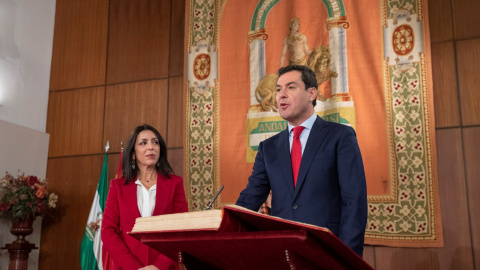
[206,185,224,210]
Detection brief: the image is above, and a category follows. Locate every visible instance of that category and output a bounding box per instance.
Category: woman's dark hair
[122,124,173,184]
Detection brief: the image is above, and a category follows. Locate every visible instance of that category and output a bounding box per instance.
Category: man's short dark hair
[278,65,318,107]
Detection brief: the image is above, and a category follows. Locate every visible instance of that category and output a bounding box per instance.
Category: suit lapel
[152,173,172,215]
[276,129,295,198]
[294,116,329,199]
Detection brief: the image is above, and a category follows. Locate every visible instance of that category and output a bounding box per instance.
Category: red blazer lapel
[124,180,142,219]
[152,173,172,216]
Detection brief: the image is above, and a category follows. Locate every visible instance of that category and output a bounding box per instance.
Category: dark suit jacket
[102,173,188,270]
[236,116,367,256]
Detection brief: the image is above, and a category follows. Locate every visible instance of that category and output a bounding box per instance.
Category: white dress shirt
[135,179,157,217]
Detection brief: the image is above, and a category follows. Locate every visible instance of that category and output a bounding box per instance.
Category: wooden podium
[129,206,373,270]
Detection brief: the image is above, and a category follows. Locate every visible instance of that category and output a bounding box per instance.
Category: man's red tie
[291,126,305,187]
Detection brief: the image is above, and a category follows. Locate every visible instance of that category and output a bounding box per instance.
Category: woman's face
[133,130,160,169]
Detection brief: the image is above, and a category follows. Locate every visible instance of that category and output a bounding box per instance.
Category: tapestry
[184,0,443,247]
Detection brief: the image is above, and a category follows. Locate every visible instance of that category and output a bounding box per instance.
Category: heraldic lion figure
[307,46,338,101]
[255,74,279,112]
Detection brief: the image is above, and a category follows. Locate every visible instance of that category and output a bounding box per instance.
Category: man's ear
[308,87,318,101]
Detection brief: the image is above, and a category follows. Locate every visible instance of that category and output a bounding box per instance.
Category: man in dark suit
[236,65,367,257]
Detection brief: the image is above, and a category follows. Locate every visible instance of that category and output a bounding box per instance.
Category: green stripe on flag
[80,153,109,270]
[80,231,100,270]
[98,153,109,211]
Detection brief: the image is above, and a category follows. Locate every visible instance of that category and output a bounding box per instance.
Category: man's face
[290,20,300,32]
[276,70,317,126]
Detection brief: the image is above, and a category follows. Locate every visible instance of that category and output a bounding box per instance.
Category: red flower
[0,202,10,212]
[35,184,47,199]
[37,202,46,213]
[26,176,39,186]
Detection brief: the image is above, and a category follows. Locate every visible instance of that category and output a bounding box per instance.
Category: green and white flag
[80,143,109,270]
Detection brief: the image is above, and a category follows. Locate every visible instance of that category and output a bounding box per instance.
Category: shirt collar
[288,113,317,134]
[135,179,157,191]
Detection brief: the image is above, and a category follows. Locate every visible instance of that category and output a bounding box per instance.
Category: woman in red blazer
[102,124,189,270]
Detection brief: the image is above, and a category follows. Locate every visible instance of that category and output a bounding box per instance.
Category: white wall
[0,0,56,132]
[0,0,56,269]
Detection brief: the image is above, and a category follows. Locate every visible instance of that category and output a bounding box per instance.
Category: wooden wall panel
[49,0,108,91]
[363,246,376,269]
[427,0,454,42]
[40,155,103,270]
[43,0,188,269]
[107,0,172,84]
[168,148,184,178]
[169,0,186,77]
[434,128,473,269]
[103,80,169,153]
[456,38,480,126]
[452,0,480,39]
[462,127,480,269]
[107,152,122,181]
[167,76,184,148]
[374,129,474,269]
[431,42,460,128]
[375,247,444,269]
[46,87,105,157]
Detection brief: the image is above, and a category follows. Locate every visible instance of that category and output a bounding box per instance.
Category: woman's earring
[156,162,160,168]
[132,157,136,170]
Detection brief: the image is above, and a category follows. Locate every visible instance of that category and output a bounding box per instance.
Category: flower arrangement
[0,171,58,221]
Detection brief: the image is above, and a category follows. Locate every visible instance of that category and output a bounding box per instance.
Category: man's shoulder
[261,128,288,145]
[315,117,354,132]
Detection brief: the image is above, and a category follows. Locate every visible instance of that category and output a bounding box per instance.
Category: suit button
[292,204,298,210]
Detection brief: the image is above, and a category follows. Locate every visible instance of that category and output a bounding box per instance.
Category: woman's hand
[138,266,159,270]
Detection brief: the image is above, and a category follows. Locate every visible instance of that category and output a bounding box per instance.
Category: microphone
[206,185,224,210]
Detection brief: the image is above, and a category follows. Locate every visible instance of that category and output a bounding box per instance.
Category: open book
[130,204,328,234]
[130,208,224,233]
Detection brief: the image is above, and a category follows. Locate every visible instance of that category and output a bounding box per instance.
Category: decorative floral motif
[188,84,215,210]
[191,0,215,48]
[392,24,414,55]
[387,1,417,19]
[367,60,433,239]
[194,54,211,80]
